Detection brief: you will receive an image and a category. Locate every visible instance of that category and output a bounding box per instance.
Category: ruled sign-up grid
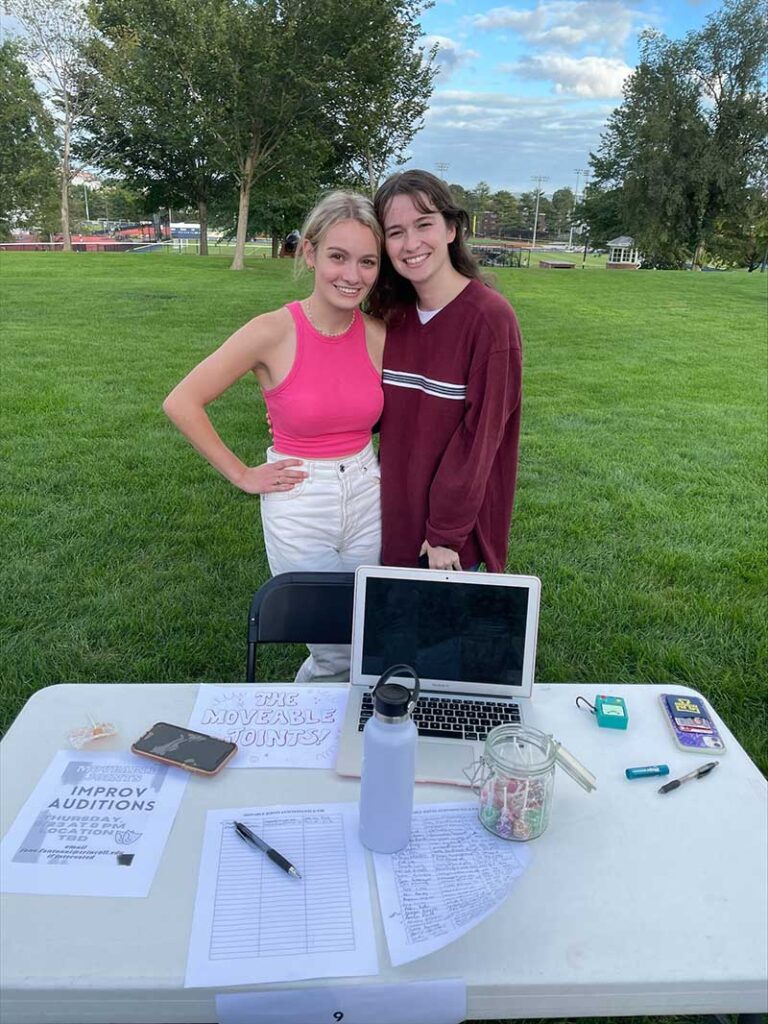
[210,811,355,960]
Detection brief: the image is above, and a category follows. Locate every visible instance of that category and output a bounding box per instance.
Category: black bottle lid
[373,682,412,717]
[372,664,420,718]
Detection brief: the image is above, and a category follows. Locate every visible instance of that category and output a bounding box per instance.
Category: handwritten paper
[217,979,467,1024]
[0,751,187,897]
[188,685,348,768]
[185,804,377,988]
[373,803,530,966]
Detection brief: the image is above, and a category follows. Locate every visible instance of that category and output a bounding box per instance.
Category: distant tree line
[447,182,577,239]
[582,0,768,269]
[4,0,765,268]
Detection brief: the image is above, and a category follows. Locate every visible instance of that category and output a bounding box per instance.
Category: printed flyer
[188,684,348,769]
[0,750,187,897]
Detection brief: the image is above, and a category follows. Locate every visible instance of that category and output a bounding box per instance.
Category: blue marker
[625,764,669,780]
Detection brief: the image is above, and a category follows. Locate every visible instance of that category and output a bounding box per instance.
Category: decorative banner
[0,751,187,897]
[188,685,348,768]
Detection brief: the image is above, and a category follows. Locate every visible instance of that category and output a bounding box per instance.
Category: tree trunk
[198,198,208,256]
[691,238,705,270]
[272,234,280,258]
[231,152,255,271]
[366,148,376,198]
[60,118,72,252]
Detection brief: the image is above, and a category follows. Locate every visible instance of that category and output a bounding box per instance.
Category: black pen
[658,761,719,795]
[233,821,302,878]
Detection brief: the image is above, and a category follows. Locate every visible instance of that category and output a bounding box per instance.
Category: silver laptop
[335,566,541,786]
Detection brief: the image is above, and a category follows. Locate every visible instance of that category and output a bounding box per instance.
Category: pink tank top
[263,301,383,458]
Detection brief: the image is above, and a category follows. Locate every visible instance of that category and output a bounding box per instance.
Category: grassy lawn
[2,253,766,764]
[1,252,766,1023]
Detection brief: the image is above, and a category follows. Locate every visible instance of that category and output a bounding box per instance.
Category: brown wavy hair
[368,170,485,321]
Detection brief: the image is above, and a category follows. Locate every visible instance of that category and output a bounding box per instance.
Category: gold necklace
[304,299,355,337]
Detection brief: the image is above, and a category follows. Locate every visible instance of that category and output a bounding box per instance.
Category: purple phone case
[660,693,726,752]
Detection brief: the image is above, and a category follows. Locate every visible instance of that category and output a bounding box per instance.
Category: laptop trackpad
[415,741,476,787]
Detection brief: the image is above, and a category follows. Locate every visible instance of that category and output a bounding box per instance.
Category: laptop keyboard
[358,692,521,740]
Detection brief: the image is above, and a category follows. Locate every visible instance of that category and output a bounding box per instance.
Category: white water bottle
[359,664,420,854]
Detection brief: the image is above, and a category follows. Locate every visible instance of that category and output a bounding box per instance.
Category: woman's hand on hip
[236,458,307,494]
[420,540,462,571]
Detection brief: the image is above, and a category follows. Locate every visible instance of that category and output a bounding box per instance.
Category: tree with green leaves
[588,0,768,267]
[517,190,552,236]
[84,0,434,270]
[68,177,147,226]
[576,184,623,250]
[549,187,574,236]
[4,0,98,250]
[448,182,471,209]
[84,0,230,256]
[0,39,58,238]
[492,190,519,235]
[327,0,436,196]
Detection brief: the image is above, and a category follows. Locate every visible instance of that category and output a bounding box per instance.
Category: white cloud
[425,89,609,139]
[473,1,645,55]
[502,54,632,98]
[424,35,480,76]
[404,90,609,189]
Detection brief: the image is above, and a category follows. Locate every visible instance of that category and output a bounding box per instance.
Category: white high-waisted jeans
[259,441,381,681]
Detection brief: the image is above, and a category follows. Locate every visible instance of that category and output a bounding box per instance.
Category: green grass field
[2,253,766,766]
[1,252,767,1024]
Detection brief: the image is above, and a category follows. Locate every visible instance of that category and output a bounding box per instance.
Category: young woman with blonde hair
[164,192,385,680]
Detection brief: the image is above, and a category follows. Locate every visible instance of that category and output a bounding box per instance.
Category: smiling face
[305,219,380,314]
[381,193,456,301]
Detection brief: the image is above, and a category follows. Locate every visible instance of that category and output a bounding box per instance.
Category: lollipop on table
[68,713,117,749]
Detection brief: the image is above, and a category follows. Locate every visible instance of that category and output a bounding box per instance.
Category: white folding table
[1,682,766,1023]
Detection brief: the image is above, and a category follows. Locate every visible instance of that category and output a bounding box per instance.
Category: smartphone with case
[131,722,237,775]
[660,693,726,754]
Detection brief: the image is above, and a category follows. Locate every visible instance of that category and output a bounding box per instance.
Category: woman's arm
[163,310,307,495]
[425,320,522,559]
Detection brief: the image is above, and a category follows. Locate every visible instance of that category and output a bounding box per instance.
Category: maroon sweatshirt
[379,279,523,572]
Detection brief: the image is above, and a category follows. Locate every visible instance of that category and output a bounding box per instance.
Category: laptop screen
[360,576,530,688]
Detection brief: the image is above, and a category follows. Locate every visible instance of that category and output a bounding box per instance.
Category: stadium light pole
[435,162,449,179]
[568,168,585,250]
[580,171,592,268]
[530,175,549,262]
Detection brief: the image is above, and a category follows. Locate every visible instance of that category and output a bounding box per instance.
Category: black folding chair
[245,571,355,682]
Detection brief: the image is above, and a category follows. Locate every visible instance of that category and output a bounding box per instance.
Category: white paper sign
[0,750,187,897]
[188,684,348,768]
[216,979,467,1024]
[373,803,530,965]
[185,803,377,988]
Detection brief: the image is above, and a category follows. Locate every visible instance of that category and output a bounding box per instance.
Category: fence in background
[0,240,271,257]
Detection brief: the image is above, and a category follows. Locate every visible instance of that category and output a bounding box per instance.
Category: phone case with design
[660,693,726,753]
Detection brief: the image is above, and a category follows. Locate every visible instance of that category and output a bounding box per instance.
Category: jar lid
[484,724,597,791]
[485,725,556,773]
[373,682,412,717]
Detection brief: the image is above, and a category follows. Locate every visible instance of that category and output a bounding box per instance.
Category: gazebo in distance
[606,235,641,269]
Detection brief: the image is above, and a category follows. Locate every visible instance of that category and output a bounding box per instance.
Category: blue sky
[404,0,722,193]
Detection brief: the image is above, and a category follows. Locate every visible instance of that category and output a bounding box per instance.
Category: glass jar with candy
[473,724,596,841]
